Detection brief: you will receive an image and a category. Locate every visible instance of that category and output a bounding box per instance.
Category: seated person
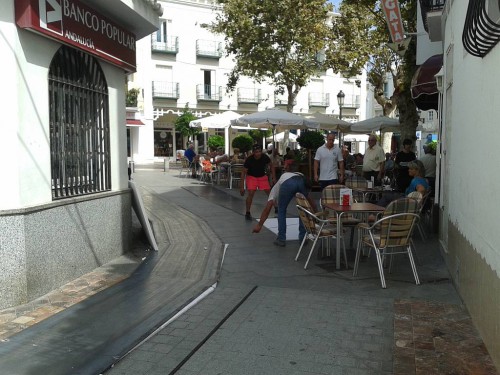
[230,148,245,164]
[184,144,199,177]
[376,160,429,207]
[214,147,229,164]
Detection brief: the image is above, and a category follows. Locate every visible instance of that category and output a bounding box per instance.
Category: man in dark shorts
[240,144,275,220]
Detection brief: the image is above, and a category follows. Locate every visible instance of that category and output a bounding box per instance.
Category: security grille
[49,46,111,199]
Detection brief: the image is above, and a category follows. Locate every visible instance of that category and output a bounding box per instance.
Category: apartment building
[127,0,367,162]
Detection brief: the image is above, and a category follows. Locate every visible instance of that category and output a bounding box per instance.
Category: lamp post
[337,90,345,146]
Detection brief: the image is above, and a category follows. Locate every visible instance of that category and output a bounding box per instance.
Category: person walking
[313,133,344,190]
[252,160,316,246]
[419,143,436,195]
[362,135,385,185]
[240,144,275,220]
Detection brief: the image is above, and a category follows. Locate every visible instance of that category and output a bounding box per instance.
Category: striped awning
[410,54,443,111]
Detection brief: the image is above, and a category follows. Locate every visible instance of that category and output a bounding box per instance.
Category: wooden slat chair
[295,193,347,270]
[320,184,361,251]
[353,197,420,288]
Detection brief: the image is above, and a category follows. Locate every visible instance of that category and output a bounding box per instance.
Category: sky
[328,0,342,11]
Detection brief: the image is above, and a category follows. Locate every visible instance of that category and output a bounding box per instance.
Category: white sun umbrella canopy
[302,112,351,132]
[232,108,319,148]
[349,116,401,133]
[266,131,298,142]
[189,111,242,155]
[231,108,319,130]
[189,110,241,129]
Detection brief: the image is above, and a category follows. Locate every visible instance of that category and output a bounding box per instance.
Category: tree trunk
[397,89,418,145]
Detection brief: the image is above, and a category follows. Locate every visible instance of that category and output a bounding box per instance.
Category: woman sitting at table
[376,160,429,207]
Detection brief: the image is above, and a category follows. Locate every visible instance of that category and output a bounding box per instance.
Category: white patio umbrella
[231,108,319,130]
[266,131,298,142]
[189,110,241,129]
[348,116,401,133]
[231,108,319,147]
[301,112,351,132]
[189,111,242,155]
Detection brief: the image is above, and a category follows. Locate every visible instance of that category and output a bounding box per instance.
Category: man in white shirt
[252,160,316,247]
[362,135,385,186]
[313,133,345,190]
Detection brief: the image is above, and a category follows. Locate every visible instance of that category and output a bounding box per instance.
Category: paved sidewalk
[0,165,497,374]
[106,167,498,375]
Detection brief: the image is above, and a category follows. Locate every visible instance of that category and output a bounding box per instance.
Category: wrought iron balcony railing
[342,95,360,109]
[237,88,262,104]
[151,35,179,54]
[196,84,223,101]
[196,40,223,58]
[308,92,330,107]
[152,82,180,99]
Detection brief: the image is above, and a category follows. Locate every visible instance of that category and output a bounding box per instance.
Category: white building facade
[0,0,161,309]
[128,0,368,162]
[417,0,500,366]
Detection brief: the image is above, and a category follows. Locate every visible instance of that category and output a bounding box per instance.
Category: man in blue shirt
[184,144,198,178]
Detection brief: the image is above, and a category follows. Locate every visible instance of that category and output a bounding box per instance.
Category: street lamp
[337,90,345,120]
[337,90,345,146]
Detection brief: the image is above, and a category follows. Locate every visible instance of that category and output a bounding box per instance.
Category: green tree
[206,0,336,113]
[231,134,253,154]
[174,104,200,143]
[248,129,272,148]
[208,135,225,151]
[330,0,419,143]
[126,88,140,107]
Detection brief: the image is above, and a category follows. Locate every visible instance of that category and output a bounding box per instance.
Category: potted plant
[232,134,253,155]
[208,135,224,152]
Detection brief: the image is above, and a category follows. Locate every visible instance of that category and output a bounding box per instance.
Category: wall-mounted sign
[380,0,405,44]
[16,0,137,72]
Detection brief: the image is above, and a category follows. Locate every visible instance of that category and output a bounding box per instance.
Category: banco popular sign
[16,0,137,72]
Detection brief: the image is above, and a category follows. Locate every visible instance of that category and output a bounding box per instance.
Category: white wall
[0,9,58,209]
[443,4,500,275]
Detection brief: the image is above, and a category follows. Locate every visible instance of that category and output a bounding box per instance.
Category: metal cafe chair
[295,193,347,270]
[353,197,420,288]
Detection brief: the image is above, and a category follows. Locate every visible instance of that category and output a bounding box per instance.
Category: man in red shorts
[240,144,275,220]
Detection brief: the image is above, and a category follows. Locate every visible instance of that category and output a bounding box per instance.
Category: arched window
[49,46,110,199]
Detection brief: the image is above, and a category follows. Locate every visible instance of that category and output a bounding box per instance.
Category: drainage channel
[168,285,258,375]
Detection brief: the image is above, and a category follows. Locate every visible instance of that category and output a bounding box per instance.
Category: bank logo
[39,0,63,36]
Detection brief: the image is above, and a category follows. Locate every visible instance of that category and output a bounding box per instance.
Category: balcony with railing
[151,35,179,54]
[152,82,180,99]
[274,96,297,106]
[237,88,262,104]
[196,40,222,58]
[342,95,361,109]
[419,0,446,42]
[308,92,330,107]
[196,84,223,102]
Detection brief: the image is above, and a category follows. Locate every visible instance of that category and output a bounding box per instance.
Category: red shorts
[246,175,270,191]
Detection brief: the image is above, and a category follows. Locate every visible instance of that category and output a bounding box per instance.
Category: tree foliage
[208,135,225,151]
[206,0,336,112]
[231,134,254,153]
[330,0,419,142]
[297,131,324,150]
[174,105,200,141]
